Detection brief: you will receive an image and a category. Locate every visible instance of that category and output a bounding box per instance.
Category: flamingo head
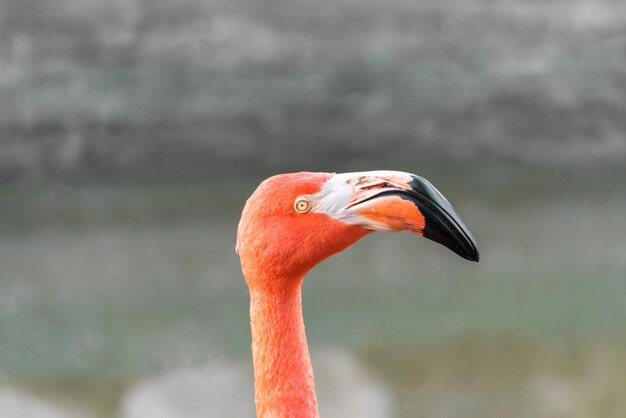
[237,171,479,287]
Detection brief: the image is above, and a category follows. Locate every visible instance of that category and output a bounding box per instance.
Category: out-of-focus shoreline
[1,0,625,182]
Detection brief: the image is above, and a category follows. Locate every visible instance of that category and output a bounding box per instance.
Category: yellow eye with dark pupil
[294,197,311,213]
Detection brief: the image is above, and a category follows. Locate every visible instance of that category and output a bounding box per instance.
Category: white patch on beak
[310,170,414,228]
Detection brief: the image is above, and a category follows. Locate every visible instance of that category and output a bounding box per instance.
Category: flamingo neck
[248,277,319,418]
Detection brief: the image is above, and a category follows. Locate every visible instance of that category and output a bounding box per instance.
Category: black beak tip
[455,233,480,262]
[408,175,480,264]
[464,245,480,263]
[423,223,480,263]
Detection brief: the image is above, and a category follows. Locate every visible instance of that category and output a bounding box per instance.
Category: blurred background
[1,0,625,417]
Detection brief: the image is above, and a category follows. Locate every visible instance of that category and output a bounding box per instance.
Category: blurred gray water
[0,161,625,417]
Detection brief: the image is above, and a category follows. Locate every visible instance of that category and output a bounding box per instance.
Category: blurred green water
[0,159,625,417]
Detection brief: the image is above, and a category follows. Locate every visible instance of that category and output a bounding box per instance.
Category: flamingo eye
[294,197,311,213]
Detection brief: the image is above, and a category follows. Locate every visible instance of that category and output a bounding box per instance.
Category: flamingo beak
[323,171,479,262]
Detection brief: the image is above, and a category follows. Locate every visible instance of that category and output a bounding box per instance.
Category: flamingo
[237,170,479,418]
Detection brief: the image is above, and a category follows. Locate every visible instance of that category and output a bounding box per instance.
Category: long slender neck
[248,276,319,418]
